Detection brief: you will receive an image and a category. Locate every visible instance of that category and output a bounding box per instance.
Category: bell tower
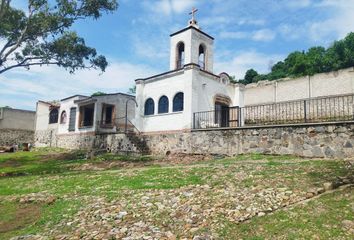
[169,8,214,72]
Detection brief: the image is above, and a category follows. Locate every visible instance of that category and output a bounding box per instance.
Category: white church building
[35,9,354,141]
[134,13,242,134]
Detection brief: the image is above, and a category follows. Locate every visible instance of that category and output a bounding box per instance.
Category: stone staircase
[126,132,150,155]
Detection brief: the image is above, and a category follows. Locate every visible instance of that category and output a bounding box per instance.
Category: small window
[173,92,184,112]
[60,111,67,124]
[49,108,58,124]
[158,96,169,114]
[176,42,185,69]
[144,98,155,115]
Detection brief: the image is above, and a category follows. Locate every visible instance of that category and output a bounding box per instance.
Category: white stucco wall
[244,82,275,105]
[276,76,310,102]
[192,71,235,113]
[243,67,354,106]
[311,68,354,97]
[135,69,193,133]
[35,101,58,131]
[57,96,85,134]
[136,66,237,133]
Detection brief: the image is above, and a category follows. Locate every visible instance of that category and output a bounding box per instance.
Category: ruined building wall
[0,108,35,146]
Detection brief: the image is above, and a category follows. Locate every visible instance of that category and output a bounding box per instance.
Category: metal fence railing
[193,106,240,129]
[193,94,354,129]
[96,117,140,134]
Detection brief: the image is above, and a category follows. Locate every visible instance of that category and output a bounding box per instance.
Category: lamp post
[125,98,138,133]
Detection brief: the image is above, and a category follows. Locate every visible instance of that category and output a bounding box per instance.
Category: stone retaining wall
[0,129,34,146]
[34,122,354,159]
[35,130,138,153]
[56,133,138,153]
[34,129,58,148]
[143,122,354,159]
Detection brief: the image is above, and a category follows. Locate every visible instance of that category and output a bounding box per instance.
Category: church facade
[134,16,242,133]
[34,10,354,147]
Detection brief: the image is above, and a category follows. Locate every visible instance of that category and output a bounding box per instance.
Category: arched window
[144,98,155,115]
[49,108,59,124]
[176,42,185,69]
[60,111,67,124]
[158,96,169,114]
[173,92,184,112]
[198,44,206,70]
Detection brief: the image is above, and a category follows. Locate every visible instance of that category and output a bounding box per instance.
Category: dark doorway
[79,104,95,127]
[215,103,229,127]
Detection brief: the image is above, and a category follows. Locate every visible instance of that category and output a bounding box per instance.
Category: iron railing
[96,117,140,134]
[193,94,354,129]
[193,106,240,129]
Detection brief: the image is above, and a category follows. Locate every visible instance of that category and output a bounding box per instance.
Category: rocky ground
[1,152,353,239]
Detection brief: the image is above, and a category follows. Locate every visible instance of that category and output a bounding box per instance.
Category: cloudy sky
[1,0,354,110]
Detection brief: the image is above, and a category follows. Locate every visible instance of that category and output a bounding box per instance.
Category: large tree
[0,0,118,74]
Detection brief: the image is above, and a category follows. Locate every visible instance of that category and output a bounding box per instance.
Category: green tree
[91,91,106,96]
[342,32,354,68]
[0,0,118,74]
[268,61,287,80]
[244,68,258,84]
[128,85,136,94]
[284,51,309,77]
[306,46,326,75]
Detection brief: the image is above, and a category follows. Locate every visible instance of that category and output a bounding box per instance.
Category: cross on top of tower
[188,7,199,28]
[189,7,198,21]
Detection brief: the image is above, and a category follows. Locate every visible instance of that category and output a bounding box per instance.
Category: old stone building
[34,93,136,147]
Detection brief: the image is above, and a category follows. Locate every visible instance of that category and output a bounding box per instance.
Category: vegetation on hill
[237,32,354,84]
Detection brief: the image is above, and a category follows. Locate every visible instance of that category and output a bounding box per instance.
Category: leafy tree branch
[0,0,118,74]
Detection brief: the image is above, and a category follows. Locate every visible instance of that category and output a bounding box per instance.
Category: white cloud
[278,0,354,44]
[237,19,266,26]
[215,51,284,79]
[309,0,354,42]
[0,60,159,110]
[252,29,276,41]
[132,36,169,61]
[143,0,196,16]
[219,31,249,40]
[219,29,276,42]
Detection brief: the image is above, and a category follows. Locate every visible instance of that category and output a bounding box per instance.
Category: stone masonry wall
[34,122,354,159]
[56,133,138,153]
[0,129,34,146]
[35,130,138,153]
[34,129,58,148]
[143,122,354,159]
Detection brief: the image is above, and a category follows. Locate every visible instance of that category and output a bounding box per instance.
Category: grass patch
[0,150,352,239]
[219,187,354,239]
[0,199,81,239]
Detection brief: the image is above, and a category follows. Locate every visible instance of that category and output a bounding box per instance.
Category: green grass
[0,149,155,177]
[0,150,353,239]
[219,186,354,239]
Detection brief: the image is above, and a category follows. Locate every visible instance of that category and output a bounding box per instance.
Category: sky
[1,0,354,110]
